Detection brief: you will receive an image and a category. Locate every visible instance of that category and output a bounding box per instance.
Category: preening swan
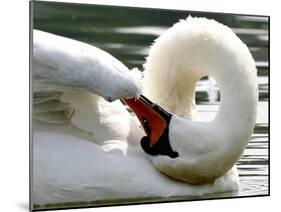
[32,17,257,206]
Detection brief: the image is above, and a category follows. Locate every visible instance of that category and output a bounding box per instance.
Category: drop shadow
[16,202,29,211]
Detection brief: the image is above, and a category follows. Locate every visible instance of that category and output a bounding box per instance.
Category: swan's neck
[213,63,257,136]
[143,17,257,183]
[143,67,198,120]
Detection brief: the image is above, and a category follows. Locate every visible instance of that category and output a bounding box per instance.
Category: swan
[31,16,257,207]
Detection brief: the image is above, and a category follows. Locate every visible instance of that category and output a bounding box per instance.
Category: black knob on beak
[140,117,179,159]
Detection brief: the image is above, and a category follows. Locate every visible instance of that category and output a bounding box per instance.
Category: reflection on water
[33,0,269,206]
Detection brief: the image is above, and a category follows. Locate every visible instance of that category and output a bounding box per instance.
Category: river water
[32,1,269,208]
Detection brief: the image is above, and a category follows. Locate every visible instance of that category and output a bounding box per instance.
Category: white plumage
[33,30,142,102]
[32,17,257,206]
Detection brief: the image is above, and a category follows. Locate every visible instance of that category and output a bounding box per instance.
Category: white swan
[31,17,257,207]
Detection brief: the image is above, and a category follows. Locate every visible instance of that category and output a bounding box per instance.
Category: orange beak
[123,95,171,147]
[123,95,178,158]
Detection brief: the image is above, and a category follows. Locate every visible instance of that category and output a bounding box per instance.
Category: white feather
[33,30,142,102]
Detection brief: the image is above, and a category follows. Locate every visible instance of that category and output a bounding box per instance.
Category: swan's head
[124,95,179,158]
[124,95,229,184]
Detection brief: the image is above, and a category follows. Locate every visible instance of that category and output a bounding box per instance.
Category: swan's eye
[141,117,151,136]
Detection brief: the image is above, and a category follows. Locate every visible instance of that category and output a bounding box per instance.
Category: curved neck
[213,63,257,137]
[142,17,258,184]
[143,18,257,149]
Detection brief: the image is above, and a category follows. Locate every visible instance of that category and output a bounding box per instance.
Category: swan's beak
[123,95,178,158]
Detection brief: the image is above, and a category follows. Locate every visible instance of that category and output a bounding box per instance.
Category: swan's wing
[33,91,74,125]
[32,30,143,141]
[33,30,142,102]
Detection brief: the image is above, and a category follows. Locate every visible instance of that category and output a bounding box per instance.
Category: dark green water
[32,0,269,209]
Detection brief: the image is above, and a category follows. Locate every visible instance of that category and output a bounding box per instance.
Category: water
[32,1,269,208]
